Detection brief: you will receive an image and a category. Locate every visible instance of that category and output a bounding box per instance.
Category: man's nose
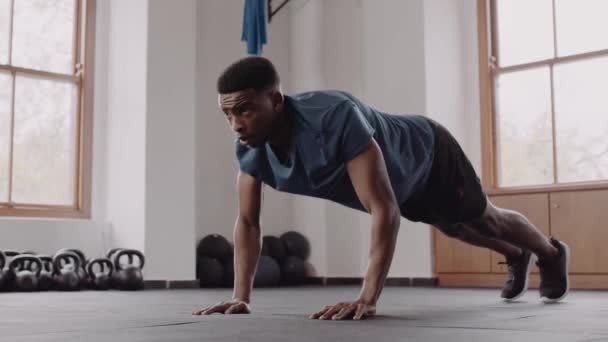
[230,117,244,133]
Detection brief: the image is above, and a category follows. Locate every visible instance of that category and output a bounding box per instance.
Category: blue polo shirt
[236,90,435,212]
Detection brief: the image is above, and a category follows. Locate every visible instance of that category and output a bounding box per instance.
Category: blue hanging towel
[242,0,268,55]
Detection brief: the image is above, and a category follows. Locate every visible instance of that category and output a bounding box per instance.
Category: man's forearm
[232,217,261,303]
[358,207,401,305]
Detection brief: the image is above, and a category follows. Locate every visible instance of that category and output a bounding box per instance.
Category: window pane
[0,0,9,64]
[554,57,608,183]
[496,68,554,187]
[555,0,608,56]
[12,0,76,74]
[12,75,77,205]
[496,0,554,67]
[0,72,11,202]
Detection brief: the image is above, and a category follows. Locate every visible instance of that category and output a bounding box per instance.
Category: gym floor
[2,286,607,342]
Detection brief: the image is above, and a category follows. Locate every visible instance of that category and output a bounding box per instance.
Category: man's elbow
[236,215,260,231]
[372,203,401,229]
[387,206,401,229]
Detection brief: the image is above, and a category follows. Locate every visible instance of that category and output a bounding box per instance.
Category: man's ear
[271,87,284,112]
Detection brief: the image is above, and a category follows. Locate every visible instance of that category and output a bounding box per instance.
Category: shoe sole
[503,253,537,302]
[541,241,571,304]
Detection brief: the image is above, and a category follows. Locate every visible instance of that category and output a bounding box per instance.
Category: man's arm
[232,170,263,303]
[193,170,262,315]
[348,140,401,306]
[311,139,401,320]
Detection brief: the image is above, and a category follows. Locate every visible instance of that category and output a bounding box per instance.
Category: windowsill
[485,180,608,196]
[0,207,91,220]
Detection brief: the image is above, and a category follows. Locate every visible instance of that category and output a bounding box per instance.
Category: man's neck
[268,110,291,152]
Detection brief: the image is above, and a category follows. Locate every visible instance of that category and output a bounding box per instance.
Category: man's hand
[309,300,376,320]
[192,299,251,315]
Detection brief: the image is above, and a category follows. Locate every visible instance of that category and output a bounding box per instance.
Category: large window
[0,0,95,218]
[479,0,608,189]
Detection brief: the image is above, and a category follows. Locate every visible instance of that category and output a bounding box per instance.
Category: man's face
[219,88,280,148]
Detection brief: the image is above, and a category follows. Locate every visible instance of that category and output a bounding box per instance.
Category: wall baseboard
[144,280,199,289]
[306,277,438,287]
[144,277,438,289]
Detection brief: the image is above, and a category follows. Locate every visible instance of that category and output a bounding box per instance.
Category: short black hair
[217,57,280,94]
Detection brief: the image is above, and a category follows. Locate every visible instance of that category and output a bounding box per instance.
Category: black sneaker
[537,238,571,303]
[500,249,535,301]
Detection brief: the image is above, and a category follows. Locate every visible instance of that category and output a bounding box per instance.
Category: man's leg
[435,222,522,258]
[417,117,569,302]
[466,200,557,260]
[435,220,535,301]
[464,199,571,303]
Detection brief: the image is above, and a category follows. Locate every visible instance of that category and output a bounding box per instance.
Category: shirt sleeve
[323,101,376,163]
[235,142,261,180]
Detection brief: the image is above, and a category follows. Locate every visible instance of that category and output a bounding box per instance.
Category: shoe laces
[498,260,517,281]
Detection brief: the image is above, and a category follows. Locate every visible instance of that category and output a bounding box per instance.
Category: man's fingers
[309,305,332,319]
[353,304,366,320]
[333,305,356,320]
[319,306,343,320]
[309,308,328,319]
[353,304,376,320]
[202,303,230,315]
[192,304,216,315]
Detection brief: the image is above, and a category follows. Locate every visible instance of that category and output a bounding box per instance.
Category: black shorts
[400,118,487,225]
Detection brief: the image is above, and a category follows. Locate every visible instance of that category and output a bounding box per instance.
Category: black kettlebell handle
[4,250,20,257]
[114,249,145,271]
[67,249,86,266]
[56,249,86,266]
[53,251,81,274]
[37,255,54,273]
[3,250,20,270]
[106,248,124,259]
[108,248,134,266]
[0,250,5,270]
[9,255,43,276]
[87,258,114,279]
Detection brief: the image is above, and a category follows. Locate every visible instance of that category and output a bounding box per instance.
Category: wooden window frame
[477,0,608,196]
[0,0,95,218]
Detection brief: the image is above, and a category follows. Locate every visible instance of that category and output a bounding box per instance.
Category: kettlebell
[113,249,145,291]
[57,249,89,289]
[0,251,6,291]
[53,251,81,291]
[2,251,20,291]
[9,255,42,292]
[37,255,54,291]
[87,258,114,291]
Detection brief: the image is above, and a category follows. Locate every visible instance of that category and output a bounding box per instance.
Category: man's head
[217,57,285,148]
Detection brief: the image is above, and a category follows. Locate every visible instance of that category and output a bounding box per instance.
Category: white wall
[424,0,481,174]
[195,0,292,246]
[104,0,149,252]
[144,0,197,280]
